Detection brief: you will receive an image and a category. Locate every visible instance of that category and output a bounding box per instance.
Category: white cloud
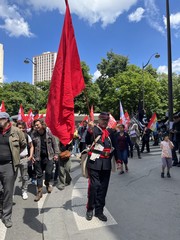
[157,58,180,74]
[144,0,165,34]
[27,0,138,27]
[0,0,33,37]
[163,12,180,30]
[92,70,101,81]
[128,7,145,22]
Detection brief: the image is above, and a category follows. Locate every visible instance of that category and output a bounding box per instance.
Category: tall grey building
[32,52,57,84]
[0,43,4,84]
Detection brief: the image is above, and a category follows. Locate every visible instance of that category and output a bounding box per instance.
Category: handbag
[80,136,101,178]
[60,150,71,160]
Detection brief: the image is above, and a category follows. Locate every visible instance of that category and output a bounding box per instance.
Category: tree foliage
[0,52,179,120]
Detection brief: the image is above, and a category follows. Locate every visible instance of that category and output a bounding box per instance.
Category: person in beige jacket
[0,112,26,228]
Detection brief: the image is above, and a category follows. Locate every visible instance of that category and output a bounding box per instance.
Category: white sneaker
[22,192,28,200]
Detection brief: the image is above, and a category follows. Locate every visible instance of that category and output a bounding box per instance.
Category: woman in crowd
[114,124,132,174]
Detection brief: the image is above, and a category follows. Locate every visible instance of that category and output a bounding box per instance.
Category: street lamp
[24,57,38,110]
[142,52,160,109]
[24,57,36,65]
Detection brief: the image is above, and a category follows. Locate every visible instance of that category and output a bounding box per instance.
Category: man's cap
[99,112,110,120]
[0,112,10,119]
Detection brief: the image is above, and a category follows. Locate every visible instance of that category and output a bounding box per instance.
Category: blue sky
[0,0,180,84]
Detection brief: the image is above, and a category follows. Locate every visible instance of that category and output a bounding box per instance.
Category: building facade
[32,52,57,84]
[0,43,4,84]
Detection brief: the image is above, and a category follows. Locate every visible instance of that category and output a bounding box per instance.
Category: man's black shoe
[2,218,13,228]
[161,172,164,178]
[86,210,93,221]
[95,213,107,222]
[167,172,171,178]
[172,162,177,166]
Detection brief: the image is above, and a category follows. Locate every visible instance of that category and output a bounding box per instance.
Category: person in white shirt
[160,134,174,178]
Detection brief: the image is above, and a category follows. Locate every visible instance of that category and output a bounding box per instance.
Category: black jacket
[85,125,114,171]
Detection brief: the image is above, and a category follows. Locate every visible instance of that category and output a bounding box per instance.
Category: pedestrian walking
[114,124,133,174]
[16,121,34,200]
[78,120,88,153]
[160,133,174,178]
[141,123,151,153]
[31,119,59,201]
[85,112,115,222]
[0,112,26,228]
[129,123,141,159]
[57,141,72,190]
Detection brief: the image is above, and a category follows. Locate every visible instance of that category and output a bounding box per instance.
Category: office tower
[0,43,4,84]
[32,51,57,84]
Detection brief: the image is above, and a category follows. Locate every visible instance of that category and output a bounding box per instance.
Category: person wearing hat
[0,112,26,228]
[85,112,115,222]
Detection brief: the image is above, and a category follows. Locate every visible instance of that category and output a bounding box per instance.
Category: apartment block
[32,51,57,84]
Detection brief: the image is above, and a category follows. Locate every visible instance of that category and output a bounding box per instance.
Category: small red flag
[18,104,25,121]
[124,111,131,130]
[79,115,89,126]
[46,0,85,145]
[26,108,34,128]
[0,100,6,112]
[108,114,117,129]
[89,105,94,122]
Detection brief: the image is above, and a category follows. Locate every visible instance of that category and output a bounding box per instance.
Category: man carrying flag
[46,0,85,145]
[45,0,85,193]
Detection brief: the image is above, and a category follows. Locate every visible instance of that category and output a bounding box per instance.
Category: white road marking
[0,221,7,240]
[72,177,117,231]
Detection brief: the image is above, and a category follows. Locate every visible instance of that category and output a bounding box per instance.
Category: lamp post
[142,52,160,109]
[24,57,38,110]
[166,0,173,126]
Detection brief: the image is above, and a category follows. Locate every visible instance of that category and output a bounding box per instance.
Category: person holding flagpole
[85,112,115,222]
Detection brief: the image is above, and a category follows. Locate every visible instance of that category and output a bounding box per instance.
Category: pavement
[1,144,180,240]
[41,145,180,240]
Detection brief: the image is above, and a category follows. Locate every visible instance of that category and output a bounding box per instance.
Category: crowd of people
[0,110,179,228]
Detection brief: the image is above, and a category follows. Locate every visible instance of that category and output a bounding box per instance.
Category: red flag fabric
[89,105,94,122]
[124,111,131,130]
[79,115,89,126]
[46,0,85,145]
[0,101,6,112]
[26,108,34,128]
[18,104,25,121]
[108,114,117,129]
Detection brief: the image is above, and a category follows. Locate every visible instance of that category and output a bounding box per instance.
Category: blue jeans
[118,149,128,164]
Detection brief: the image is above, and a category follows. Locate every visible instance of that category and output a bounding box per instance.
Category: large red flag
[46,0,85,145]
[0,100,6,112]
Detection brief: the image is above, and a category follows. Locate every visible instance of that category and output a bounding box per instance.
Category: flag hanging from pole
[46,0,85,145]
[0,100,6,112]
[124,111,130,130]
[108,114,117,129]
[119,101,126,125]
[147,113,157,132]
[17,104,25,121]
[89,105,94,122]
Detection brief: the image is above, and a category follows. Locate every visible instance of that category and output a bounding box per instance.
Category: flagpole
[166,0,173,124]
